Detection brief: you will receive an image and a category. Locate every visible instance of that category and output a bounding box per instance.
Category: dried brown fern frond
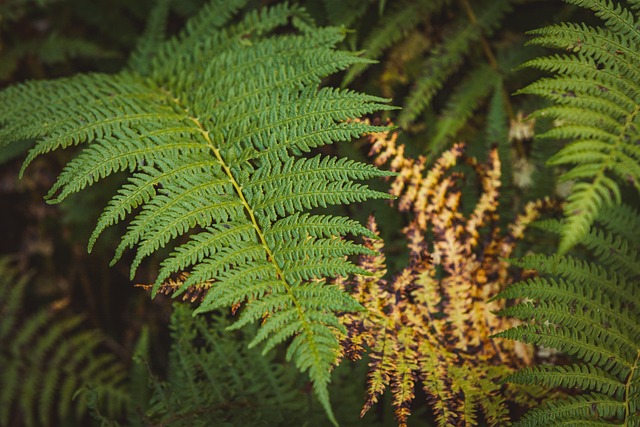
[339,128,556,426]
[136,273,212,303]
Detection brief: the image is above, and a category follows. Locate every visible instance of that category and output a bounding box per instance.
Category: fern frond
[565,0,640,41]
[533,216,640,277]
[595,203,640,241]
[430,64,500,155]
[0,33,118,82]
[322,0,372,28]
[399,0,513,128]
[142,303,306,427]
[495,203,640,426]
[340,134,554,426]
[341,0,447,87]
[495,324,634,377]
[0,259,127,427]
[127,0,171,74]
[506,364,625,397]
[0,2,395,421]
[514,393,628,427]
[516,0,640,254]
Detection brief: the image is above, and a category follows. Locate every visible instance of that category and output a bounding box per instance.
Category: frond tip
[0,1,396,422]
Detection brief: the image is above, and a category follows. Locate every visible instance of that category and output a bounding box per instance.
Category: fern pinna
[0,1,395,422]
[517,0,640,254]
[494,204,640,426]
[338,126,555,426]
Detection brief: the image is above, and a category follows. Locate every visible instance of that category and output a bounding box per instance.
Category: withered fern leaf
[338,126,555,426]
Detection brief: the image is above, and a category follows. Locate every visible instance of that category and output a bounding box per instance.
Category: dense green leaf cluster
[140,304,306,427]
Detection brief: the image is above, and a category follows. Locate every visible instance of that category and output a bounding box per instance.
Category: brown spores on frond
[340,127,555,426]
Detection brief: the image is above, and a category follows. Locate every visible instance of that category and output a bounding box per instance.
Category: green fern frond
[430,63,500,156]
[0,2,395,422]
[507,364,625,397]
[532,217,640,277]
[514,393,629,427]
[506,255,638,307]
[126,0,171,74]
[0,259,127,427]
[595,203,640,241]
[516,0,640,254]
[0,34,118,81]
[398,0,514,128]
[321,0,373,28]
[341,0,447,87]
[494,203,640,426]
[142,303,306,427]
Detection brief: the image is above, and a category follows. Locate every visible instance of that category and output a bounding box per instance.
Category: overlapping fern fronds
[516,0,640,254]
[0,258,127,427]
[0,1,396,422]
[338,126,555,426]
[494,204,640,426]
[397,0,514,132]
[340,0,526,155]
[340,0,448,87]
[141,304,306,427]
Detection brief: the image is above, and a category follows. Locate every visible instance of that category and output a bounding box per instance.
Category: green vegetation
[0,0,638,425]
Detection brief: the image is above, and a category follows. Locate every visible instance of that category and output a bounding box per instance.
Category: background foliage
[0,0,638,426]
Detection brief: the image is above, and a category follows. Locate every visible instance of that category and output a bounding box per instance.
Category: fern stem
[458,0,499,71]
[190,117,309,317]
[458,0,523,157]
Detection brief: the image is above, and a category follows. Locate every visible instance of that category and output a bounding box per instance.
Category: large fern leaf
[516,0,640,254]
[0,1,395,422]
[493,204,640,426]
